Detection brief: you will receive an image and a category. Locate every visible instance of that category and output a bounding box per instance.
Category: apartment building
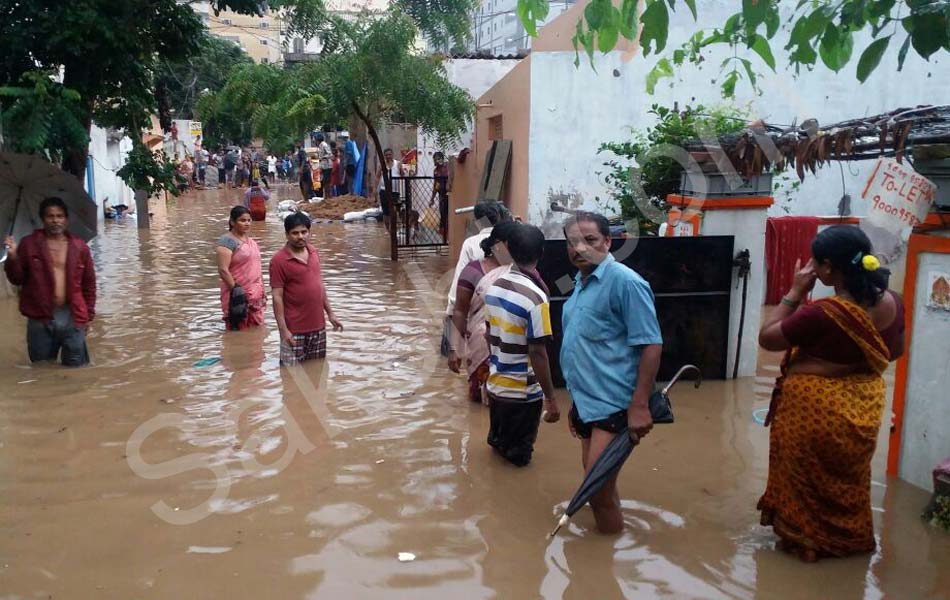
[190,1,283,64]
[470,0,574,55]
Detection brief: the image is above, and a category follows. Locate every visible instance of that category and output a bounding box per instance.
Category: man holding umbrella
[4,197,96,366]
[560,211,662,534]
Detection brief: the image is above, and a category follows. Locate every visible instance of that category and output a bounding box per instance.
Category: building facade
[190,1,283,64]
[469,0,575,55]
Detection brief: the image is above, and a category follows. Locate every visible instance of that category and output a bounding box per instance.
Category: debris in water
[193,357,221,367]
[160,398,176,404]
[56,426,67,433]
[375,459,385,464]
[187,546,232,554]
[397,552,416,562]
[17,380,37,384]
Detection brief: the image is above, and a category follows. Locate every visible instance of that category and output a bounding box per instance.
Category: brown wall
[533,0,641,55]
[448,57,532,260]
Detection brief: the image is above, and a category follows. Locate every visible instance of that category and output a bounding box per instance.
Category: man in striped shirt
[485,223,560,466]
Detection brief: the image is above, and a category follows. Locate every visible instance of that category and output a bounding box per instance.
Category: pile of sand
[299,195,378,220]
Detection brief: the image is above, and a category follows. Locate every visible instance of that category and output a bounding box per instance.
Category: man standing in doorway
[270,212,343,366]
[560,211,663,534]
[3,197,96,366]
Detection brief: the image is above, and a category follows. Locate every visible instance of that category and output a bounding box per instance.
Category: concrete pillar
[668,194,773,378]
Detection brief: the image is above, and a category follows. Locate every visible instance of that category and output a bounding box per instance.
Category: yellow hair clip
[861,255,881,272]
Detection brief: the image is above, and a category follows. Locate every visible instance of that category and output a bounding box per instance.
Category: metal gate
[536,235,735,384]
[388,176,448,258]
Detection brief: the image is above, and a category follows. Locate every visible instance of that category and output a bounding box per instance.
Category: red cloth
[780,291,904,363]
[3,229,96,325]
[269,244,326,334]
[765,217,819,305]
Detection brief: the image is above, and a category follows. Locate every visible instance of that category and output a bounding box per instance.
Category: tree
[0,0,475,195]
[156,34,253,122]
[0,0,207,183]
[516,0,950,97]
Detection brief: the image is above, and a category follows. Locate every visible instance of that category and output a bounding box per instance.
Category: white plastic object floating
[397,552,416,562]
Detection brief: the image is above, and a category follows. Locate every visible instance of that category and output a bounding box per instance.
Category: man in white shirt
[441,200,510,355]
[315,133,333,197]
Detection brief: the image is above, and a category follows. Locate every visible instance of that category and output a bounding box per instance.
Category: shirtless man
[4,197,96,366]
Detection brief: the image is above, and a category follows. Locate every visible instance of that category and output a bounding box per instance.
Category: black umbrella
[228,285,248,331]
[648,364,702,424]
[549,364,703,536]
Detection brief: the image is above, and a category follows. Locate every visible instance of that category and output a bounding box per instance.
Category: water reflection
[0,186,948,598]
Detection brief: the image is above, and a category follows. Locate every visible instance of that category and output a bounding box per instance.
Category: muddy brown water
[1,187,948,599]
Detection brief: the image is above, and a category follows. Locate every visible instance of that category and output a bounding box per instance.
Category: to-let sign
[189,121,203,139]
[861,158,936,231]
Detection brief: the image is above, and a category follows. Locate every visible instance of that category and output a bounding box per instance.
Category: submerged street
[1,186,948,599]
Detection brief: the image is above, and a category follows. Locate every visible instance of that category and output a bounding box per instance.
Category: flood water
[1,186,948,599]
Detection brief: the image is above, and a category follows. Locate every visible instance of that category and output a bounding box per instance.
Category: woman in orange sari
[758,226,904,562]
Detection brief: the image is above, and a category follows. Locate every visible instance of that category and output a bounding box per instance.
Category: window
[260,39,269,45]
[493,46,502,54]
[293,37,304,53]
[260,21,269,28]
[224,35,242,46]
[222,18,232,25]
[489,115,503,140]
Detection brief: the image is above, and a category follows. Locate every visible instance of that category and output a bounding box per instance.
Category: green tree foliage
[0,0,474,195]
[0,71,90,163]
[156,34,253,122]
[0,0,207,183]
[518,0,950,97]
[599,104,747,231]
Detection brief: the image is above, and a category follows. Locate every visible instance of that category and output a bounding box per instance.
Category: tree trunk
[60,66,93,182]
[134,190,150,229]
[353,102,397,261]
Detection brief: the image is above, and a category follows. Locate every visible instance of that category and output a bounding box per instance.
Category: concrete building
[190,1,283,64]
[467,0,575,55]
[449,0,950,380]
[283,0,389,63]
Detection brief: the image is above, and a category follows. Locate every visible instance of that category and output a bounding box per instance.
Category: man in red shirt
[269,212,342,365]
[3,197,96,366]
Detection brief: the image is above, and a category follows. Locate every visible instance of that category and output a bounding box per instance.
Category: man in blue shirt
[560,211,663,534]
[340,131,360,195]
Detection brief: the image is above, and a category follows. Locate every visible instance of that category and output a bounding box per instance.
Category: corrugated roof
[446,50,528,60]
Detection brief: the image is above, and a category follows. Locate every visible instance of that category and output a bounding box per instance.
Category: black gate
[536,235,735,384]
[388,176,448,258]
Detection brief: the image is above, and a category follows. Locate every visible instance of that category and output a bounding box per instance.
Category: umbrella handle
[662,364,702,396]
[549,514,569,538]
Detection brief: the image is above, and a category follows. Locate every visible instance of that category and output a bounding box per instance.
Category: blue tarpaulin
[353,142,368,196]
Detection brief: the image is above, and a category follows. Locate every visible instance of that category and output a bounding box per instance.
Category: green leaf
[682,0,697,19]
[672,49,686,65]
[585,0,611,31]
[856,35,891,82]
[765,8,780,38]
[721,70,739,98]
[740,58,757,87]
[869,0,898,19]
[645,58,674,94]
[742,0,771,30]
[640,0,670,56]
[598,8,621,52]
[819,24,854,71]
[750,34,777,70]
[904,14,948,59]
[517,0,536,37]
[619,0,638,39]
[897,35,912,70]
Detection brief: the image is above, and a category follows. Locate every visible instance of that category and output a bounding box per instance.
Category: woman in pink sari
[215,206,266,330]
[448,221,518,403]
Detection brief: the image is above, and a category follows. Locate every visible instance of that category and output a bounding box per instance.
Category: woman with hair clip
[757,225,905,562]
[215,206,266,330]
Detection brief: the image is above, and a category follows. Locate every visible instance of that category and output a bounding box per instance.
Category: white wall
[526,1,950,232]
[899,242,950,490]
[87,124,134,220]
[416,58,519,172]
